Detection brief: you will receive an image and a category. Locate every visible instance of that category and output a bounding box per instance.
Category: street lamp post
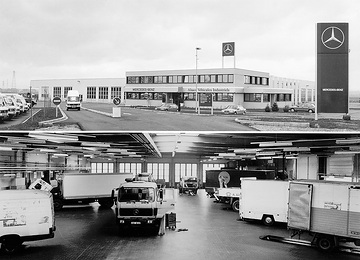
[195,47,201,114]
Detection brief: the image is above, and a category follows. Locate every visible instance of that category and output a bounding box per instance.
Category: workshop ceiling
[0,132,161,159]
[1,132,360,162]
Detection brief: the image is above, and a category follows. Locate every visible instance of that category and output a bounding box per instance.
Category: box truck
[113,173,176,235]
[239,179,289,225]
[38,171,133,210]
[66,90,81,110]
[205,169,275,211]
[0,190,55,252]
[287,180,360,251]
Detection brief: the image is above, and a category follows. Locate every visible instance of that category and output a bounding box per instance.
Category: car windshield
[118,187,155,202]
[5,98,14,105]
[68,96,79,102]
[185,178,197,183]
[226,105,236,109]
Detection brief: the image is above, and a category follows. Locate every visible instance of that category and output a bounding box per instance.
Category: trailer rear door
[288,182,313,230]
[348,185,360,239]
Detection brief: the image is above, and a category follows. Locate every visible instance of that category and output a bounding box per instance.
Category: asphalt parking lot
[1,189,358,260]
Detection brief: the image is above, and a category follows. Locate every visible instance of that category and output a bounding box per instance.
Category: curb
[235,118,310,128]
[81,106,113,117]
[38,106,68,126]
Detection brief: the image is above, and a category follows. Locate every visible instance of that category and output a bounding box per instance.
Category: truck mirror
[111,189,115,200]
[159,189,164,200]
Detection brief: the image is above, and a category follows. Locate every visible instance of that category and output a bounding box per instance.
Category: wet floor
[1,190,358,260]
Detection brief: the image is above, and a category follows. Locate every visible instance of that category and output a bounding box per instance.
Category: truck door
[157,188,175,216]
[287,182,313,230]
[348,185,360,239]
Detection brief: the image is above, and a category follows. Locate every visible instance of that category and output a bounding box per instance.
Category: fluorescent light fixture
[53,153,68,157]
[334,150,360,155]
[258,142,293,147]
[336,139,360,145]
[283,147,311,152]
[0,147,13,151]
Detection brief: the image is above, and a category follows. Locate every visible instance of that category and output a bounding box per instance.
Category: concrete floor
[1,190,358,260]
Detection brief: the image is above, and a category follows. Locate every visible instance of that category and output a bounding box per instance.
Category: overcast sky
[0,0,359,91]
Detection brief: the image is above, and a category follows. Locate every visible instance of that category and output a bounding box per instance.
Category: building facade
[30,68,315,110]
[30,78,125,103]
[125,68,314,109]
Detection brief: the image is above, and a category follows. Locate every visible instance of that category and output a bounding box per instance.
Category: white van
[0,189,56,252]
[66,90,81,110]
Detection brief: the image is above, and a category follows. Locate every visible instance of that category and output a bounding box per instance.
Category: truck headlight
[147,220,153,224]
[119,220,125,223]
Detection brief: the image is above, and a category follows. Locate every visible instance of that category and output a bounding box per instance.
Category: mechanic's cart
[165,212,176,230]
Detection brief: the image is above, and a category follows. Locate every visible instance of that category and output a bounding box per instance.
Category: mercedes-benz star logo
[321,26,344,50]
[223,44,233,54]
[133,209,139,215]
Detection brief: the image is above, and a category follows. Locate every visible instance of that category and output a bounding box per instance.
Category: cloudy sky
[0,0,359,91]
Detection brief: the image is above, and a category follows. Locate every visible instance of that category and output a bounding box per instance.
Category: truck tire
[99,198,114,208]
[316,235,335,252]
[1,236,22,253]
[232,199,239,211]
[53,198,63,211]
[262,215,275,226]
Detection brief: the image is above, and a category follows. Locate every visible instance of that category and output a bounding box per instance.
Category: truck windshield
[118,187,155,202]
[68,96,79,102]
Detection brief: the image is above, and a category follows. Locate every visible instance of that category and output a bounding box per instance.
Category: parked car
[1,95,17,119]
[179,176,199,195]
[289,103,315,113]
[0,96,9,122]
[221,105,246,115]
[155,103,178,111]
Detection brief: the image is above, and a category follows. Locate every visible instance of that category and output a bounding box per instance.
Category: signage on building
[317,23,349,113]
[222,42,235,56]
[199,93,213,107]
[185,87,232,93]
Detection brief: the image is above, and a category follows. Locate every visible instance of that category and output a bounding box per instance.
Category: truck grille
[120,208,156,216]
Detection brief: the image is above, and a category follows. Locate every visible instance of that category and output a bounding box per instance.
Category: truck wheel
[316,235,335,252]
[262,215,274,226]
[1,237,22,253]
[53,198,63,211]
[232,200,240,211]
[99,199,114,208]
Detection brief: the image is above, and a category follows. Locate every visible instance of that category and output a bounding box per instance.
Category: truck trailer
[287,180,360,251]
[113,173,176,235]
[239,179,289,225]
[0,190,55,252]
[205,169,275,211]
[51,172,133,210]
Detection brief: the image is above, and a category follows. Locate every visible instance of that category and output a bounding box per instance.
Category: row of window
[126,92,164,100]
[90,162,226,183]
[52,86,122,100]
[125,92,235,102]
[86,87,122,100]
[127,74,235,84]
[244,75,269,85]
[244,93,292,102]
[91,162,199,183]
[53,86,73,98]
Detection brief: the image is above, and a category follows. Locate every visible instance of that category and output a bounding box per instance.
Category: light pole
[195,47,201,114]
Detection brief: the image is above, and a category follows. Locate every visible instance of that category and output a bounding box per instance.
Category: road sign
[53,96,61,106]
[113,97,121,106]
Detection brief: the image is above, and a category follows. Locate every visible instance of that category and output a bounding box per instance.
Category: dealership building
[30,67,315,109]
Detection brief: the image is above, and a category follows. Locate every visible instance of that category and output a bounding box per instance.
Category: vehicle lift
[260,230,360,255]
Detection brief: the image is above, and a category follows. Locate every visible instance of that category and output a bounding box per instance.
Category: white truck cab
[66,90,81,110]
[113,173,175,234]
